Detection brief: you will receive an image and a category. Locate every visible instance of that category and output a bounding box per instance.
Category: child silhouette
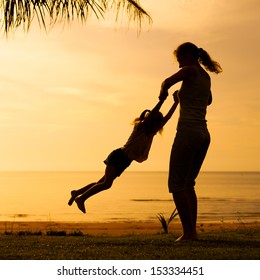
[69,91,179,214]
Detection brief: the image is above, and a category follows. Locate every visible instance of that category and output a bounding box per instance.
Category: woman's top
[121,126,156,163]
[178,66,211,125]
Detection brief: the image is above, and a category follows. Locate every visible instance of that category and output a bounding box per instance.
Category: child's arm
[150,94,167,114]
[160,90,179,127]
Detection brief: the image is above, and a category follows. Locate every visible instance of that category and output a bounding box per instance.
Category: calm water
[0,171,259,223]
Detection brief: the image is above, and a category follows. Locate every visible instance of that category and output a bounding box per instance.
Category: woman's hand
[159,68,187,101]
[159,82,168,100]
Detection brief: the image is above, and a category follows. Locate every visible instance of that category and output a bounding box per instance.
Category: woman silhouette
[160,42,222,241]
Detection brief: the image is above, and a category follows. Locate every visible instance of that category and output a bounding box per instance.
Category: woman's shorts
[104,148,132,177]
[168,126,210,193]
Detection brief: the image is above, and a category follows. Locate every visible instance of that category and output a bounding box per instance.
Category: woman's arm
[208,90,212,105]
[159,66,196,100]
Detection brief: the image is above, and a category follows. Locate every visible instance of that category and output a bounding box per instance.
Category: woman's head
[174,42,199,63]
[174,42,222,74]
[133,110,164,134]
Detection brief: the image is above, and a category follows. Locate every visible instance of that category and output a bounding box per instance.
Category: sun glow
[0,0,259,171]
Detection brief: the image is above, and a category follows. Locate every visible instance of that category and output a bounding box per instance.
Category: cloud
[46,87,85,96]
[45,85,125,106]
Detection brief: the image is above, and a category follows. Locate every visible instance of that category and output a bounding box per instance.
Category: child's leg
[68,182,97,206]
[75,166,118,213]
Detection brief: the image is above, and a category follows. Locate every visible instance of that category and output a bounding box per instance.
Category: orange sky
[0,0,259,171]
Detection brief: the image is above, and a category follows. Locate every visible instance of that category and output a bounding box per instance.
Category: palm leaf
[0,0,152,34]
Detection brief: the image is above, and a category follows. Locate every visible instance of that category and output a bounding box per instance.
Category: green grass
[0,227,259,260]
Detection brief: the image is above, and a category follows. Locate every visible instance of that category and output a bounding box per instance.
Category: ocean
[0,171,259,223]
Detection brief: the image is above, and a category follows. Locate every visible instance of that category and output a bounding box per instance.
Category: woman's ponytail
[198,48,222,74]
[174,42,222,74]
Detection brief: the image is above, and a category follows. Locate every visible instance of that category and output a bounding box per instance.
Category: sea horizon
[0,171,259,224]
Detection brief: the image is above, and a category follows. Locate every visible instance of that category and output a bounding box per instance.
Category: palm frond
[49,0,106,26]
[110,0,152,30]
[1,0,49,33]
[0,0,152,34]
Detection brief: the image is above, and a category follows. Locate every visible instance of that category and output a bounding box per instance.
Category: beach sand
[0,220,259,236]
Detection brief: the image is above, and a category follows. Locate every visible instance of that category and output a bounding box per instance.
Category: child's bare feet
[75,197,86,213]
[68,190,77,206]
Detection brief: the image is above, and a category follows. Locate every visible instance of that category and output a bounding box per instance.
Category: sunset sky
[0,0,259,172]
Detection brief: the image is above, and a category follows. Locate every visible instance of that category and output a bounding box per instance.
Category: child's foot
[68,190,77,206]
[75,197,86,213]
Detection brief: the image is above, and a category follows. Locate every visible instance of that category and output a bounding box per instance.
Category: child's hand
[173,90,179,103]
[159,89,168,101]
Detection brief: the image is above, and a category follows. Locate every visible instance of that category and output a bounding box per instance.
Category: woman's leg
[168,131,199,241]
[185,130,210,238]
[172,190,198,241]
[187,188,198,237]
[75,165,118,213]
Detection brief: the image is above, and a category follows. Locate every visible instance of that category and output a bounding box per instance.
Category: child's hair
[132,110,164,134]
[174,42,223,74]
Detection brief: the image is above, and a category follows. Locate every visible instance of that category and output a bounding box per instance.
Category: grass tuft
[157,208,178,234]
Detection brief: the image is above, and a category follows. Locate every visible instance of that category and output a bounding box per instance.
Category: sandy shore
[0,220,259,235]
